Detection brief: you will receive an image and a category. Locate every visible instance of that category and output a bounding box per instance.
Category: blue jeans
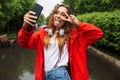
[45,66,71,80]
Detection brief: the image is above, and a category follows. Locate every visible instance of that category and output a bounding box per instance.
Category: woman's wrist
[75,22,79,26]
[23,23,33,32]
[73,21,79,27]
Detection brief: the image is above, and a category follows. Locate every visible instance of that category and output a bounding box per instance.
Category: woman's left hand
[70,15,79,26]
[60,12,79,26]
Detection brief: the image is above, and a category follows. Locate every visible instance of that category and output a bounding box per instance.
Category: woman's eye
[62,14,65,16]
[55,11,59,14]
[61,13,66,17]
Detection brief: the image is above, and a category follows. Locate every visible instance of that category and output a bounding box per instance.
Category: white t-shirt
[44,36,69,72]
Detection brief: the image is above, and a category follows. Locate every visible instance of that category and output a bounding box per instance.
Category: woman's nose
[56,13,61,17]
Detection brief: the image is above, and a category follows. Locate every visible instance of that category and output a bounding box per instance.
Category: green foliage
[0,0,35,32]
[77,10,120,51]
[7,0,35,32]
[63,0,120,15]
[0,0,46,33]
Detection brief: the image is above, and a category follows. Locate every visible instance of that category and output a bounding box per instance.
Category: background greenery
[0,0,44,35]
[63,0,120,14]
[77,10,120,52]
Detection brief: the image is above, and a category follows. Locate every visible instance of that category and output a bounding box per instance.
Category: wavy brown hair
[44,4,77,52]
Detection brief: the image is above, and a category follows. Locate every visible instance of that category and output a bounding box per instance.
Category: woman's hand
[60,12,79,26]
[23,11,37,31]
[70,15,79,26]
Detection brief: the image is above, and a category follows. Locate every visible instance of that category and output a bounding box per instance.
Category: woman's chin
[54,24,60,28]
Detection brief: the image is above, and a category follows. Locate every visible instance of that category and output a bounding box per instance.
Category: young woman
[18,4,103,80]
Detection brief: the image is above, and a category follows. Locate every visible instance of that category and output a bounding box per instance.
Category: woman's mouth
[54,19,61,26]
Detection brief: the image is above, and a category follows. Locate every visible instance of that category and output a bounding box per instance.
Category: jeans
[45,66,71,80]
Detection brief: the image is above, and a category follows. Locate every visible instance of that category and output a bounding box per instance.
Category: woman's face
[53,6,68,28]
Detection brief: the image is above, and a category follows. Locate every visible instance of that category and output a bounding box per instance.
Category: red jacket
[18,22,103,80]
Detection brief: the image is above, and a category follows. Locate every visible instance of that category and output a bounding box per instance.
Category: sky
[35,0,63,18]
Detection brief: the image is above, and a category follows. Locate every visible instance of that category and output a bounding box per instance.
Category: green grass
[0,32,17,39]
[8,32,17,39]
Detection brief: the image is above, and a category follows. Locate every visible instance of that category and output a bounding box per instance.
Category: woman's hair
[44,4,77,52]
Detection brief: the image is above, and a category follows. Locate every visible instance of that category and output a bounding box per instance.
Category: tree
[63,0,120,15]
[0,0,35,33]
[0,0,18,32]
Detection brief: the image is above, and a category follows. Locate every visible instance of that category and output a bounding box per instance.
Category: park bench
[0,34,10,47]
[0,34,8,42]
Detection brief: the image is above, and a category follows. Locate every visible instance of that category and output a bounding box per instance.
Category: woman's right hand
[23,11,37,31]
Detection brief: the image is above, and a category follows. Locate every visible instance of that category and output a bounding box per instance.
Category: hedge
[77,10,120,52]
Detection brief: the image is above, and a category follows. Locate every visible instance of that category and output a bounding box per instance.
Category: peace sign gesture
[60,12,79,26]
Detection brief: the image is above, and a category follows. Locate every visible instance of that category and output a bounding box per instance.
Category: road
[0,46,120,80]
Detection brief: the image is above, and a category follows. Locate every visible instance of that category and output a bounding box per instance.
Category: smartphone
[32,3,43,23]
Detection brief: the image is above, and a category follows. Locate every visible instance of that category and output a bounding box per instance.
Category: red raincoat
[18,22,103,80]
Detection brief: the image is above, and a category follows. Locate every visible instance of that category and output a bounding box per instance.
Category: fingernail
[34,20,36,22]
[32,12,36,15]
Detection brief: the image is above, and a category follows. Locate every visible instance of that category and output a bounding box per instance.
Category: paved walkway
[87,46,120,80]
[0,46,120,80]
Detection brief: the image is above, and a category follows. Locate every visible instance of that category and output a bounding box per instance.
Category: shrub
[77,10,120,51]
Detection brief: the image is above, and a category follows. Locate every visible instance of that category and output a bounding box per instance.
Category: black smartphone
[32,3,43,23]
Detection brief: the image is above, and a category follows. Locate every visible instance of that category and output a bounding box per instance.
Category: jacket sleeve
[80,22,104,47]
[17,26,35,49]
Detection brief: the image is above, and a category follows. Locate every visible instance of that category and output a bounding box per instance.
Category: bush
[77,10,120,51]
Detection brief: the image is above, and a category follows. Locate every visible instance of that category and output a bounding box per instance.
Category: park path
[0,46,120,80]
